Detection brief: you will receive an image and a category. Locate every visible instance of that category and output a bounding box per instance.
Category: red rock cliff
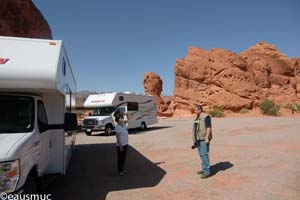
[145,41,300,117]
[170,41,300,115]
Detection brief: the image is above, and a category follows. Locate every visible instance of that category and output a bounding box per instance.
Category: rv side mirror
[64,112,78,131]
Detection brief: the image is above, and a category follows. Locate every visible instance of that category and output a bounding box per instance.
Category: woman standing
[115,113,129,176]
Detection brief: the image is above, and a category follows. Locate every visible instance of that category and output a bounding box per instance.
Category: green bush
[259,99,280,116]
[239,108,249,114]
[284,103,300,114]
[208,106,225,118]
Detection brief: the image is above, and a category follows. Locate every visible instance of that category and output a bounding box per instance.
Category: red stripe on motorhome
[0,58,10,64]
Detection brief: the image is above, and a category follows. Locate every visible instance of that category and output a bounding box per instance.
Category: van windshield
[0,96,34,133]
[92,107,114,116]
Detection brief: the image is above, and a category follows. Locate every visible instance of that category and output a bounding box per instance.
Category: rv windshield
[0,96,34,133]
[92,107,114,116]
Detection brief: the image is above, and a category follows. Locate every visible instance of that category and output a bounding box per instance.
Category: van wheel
[140,122,147,130]
[85,130,92,136]
[23,175,38,194]
[105,124,113,135]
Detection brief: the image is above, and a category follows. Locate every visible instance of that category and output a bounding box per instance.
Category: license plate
[87,129,91,132]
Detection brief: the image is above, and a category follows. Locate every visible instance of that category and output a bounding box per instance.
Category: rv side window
[62,58,66,76]
[127,102,138,111]
[119,96,124,101]
[37,101,48,132]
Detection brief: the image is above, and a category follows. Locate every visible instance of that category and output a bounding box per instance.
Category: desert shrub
[239,108,249,114]
[259,99,280,116]
[208,106,225,118]
[284,103,300,114]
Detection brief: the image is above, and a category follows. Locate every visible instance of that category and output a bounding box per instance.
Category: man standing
[192,105,212,179]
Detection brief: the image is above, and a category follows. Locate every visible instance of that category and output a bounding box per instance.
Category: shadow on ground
[129,126,173,134]
[88,126,173,137]
[45,144,166,200]
[210,161,234,176]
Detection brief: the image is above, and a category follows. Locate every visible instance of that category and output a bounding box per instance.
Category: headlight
[0,160,19,193]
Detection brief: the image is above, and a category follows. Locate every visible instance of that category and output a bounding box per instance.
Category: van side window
[119,96,124,101]
[37,101,48,133]
[127,102,138,111]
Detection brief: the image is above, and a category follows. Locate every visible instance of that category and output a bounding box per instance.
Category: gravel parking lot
[46,117,300,200]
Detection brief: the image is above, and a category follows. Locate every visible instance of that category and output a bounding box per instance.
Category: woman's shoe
[119,171,126,176]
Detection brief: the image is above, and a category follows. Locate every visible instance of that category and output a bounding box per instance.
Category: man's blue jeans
[197,140,210,175]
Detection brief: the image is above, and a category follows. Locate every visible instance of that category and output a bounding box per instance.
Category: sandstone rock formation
[145,41,300,117]
[143,72,172,117]
[170,41,300,115]
[143,72,163,96]
[0,0,52,39]
[240,41,300,103]
[173,47,258,113]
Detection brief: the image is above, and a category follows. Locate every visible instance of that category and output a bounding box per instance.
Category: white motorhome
[82,92,158,135]
[0,36,77,193]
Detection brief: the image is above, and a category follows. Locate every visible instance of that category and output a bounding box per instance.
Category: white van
[82,92,158,135]
[0,36,77,193]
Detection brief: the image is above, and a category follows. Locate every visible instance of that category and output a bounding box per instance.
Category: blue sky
[32,0,300,95]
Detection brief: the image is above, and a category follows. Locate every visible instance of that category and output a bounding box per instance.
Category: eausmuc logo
[0,192,52,200]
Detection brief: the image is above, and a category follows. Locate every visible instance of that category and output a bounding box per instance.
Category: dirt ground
[45,117,300,200]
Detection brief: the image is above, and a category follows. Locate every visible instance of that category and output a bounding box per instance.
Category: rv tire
[85,130,92,136]
[105,124,113,135]
[23,174,38,194]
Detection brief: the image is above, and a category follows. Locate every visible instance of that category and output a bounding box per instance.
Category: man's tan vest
[194,113,212,141]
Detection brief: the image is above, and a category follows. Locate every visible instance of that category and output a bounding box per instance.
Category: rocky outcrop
[240,41,300,104]
[145,41,300,117]
[143,72,173,117]
[143,72,163,96]
[172,47,258,113]
[0,0,52,39]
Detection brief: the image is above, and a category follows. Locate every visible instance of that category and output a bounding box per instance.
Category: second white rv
[82,92,158,135]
